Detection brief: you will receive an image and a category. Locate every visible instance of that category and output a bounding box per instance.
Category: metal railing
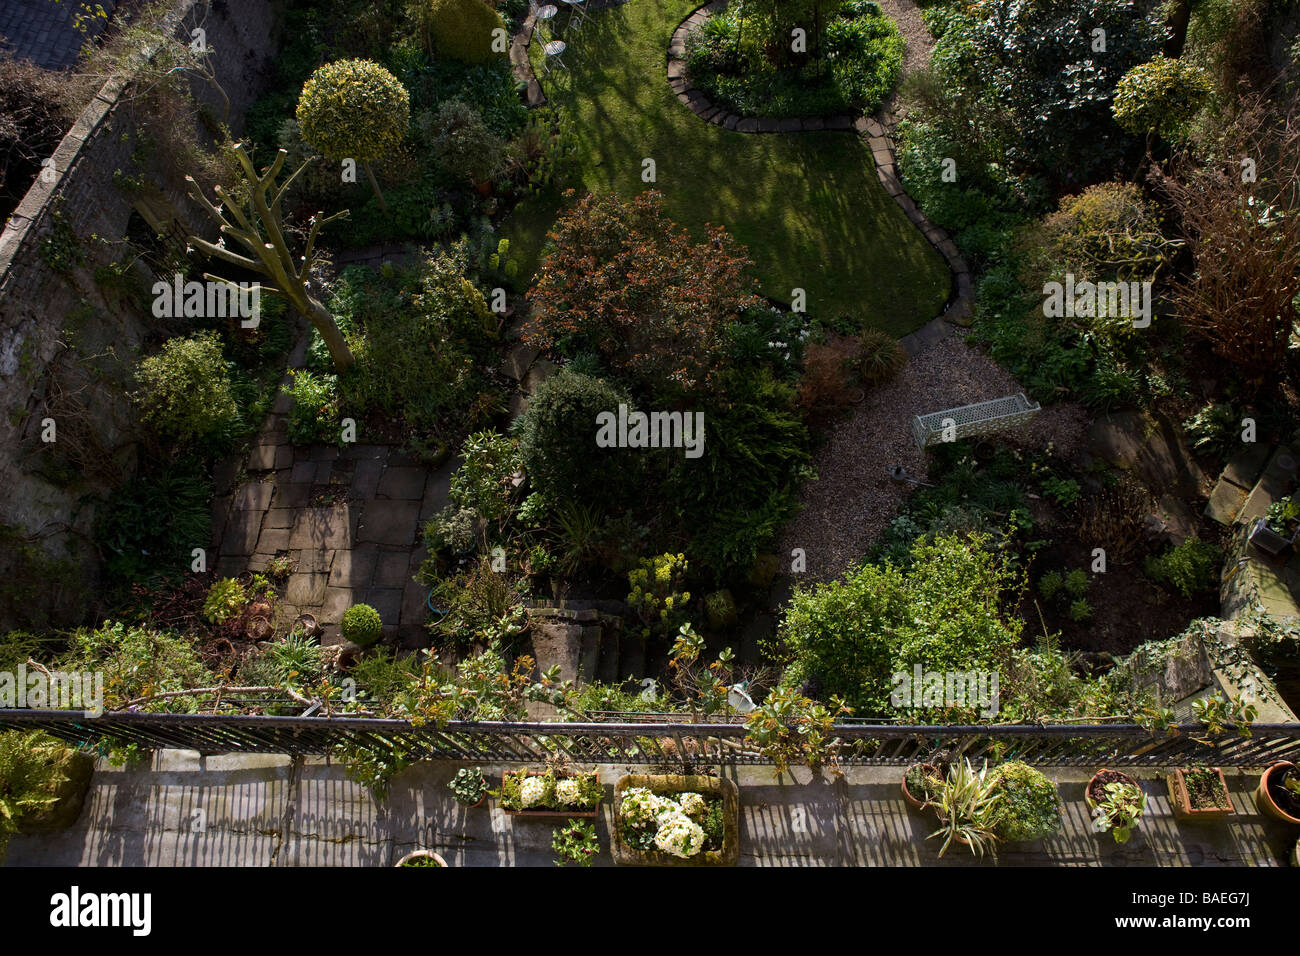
[3,710,1299,767]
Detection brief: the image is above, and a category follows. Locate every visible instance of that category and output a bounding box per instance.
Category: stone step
[1236,445,1297,525]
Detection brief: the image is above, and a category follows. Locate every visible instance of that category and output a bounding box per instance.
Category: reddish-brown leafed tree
[525,189,760,396]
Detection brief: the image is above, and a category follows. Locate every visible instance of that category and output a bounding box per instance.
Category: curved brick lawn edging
[666,1,973,338]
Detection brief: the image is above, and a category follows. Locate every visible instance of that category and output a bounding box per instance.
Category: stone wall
[0,0,282,628]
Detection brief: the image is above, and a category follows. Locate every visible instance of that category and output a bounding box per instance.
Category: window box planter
[498,768,602,819]
[1166,768,1235,821]
[612,774,740,866]
[1248,518,1296,557]
[1255,761,1300,825]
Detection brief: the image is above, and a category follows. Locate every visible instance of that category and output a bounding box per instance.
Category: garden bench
[911,393,1041,451]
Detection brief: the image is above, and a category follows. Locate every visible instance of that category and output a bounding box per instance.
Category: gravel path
[770,1,1091,585]
[775,332,1091,584]
[877,0,936,80]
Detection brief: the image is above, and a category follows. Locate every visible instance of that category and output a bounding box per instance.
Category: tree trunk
[289,291,354,372]
[363,161,389,214]
[1165,0,1191,58]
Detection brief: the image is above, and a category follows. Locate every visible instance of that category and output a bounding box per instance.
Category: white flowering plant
[499,769,603,812]
[677,792,707,818]
[520,776,548,808]
[654,811,707,859]
[618,783,725,859]
[555,778,584,805]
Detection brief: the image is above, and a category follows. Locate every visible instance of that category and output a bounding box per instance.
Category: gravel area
[877,0,936,80]
[775,331,1091,584]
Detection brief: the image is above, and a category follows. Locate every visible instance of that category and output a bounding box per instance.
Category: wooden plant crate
[499,769,602,819]
[611,773,739,867]
[1167,768,1235,822]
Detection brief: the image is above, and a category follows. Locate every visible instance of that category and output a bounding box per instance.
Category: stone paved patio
[210,309,550,647]
[209,331,452,647]
[7,754,1297,867]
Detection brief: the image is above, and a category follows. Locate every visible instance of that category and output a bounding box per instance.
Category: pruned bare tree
[185,143,354,371]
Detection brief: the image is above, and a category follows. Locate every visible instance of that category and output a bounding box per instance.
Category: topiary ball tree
[1112,55,1211,144]
[341,603,383,647]
[296,59,410,212]
[419,0,508,65]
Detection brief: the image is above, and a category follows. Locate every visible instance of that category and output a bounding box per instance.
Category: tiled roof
[0,0,118,70]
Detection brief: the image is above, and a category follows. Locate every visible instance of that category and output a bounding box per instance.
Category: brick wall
[0,0,281,628]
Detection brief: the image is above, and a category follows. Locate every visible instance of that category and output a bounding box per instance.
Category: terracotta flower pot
[395,850,448,867]
[1167,768,1235,822]
[901,763,939,811]
[244,614,273,642]
[1086,768,1139,810]
[1255,761,1300,825]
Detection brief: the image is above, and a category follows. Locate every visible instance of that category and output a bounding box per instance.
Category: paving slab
[1221,443,1273,490]
[373,550,413,589]
[357,500,422,546]
[234,482,274,512]
[289,503,357,550]
[363,587,404,624]
[221,509,264,557]
[377,466,428,501]
[263,508,295,530]
[318,586,354,626]
[256,526,291,554]
[328,549,376,589]
[285,571,329,608]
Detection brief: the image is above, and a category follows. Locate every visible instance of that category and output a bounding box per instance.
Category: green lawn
[505,0,950,337]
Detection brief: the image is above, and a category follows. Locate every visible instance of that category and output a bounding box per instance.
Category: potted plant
[498,767,602,819]
[1087,769,1147,843]
[901,761,944,812]
[1166,767,1235,821]
[928,759,1002,859]
[611,774,740,866]
[1254,761,1300,825]
[395,849,448,867]
[448,766,489,809]
[1249,497,1300,555]
[552,819,600,867]
[988,761,1062,843]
